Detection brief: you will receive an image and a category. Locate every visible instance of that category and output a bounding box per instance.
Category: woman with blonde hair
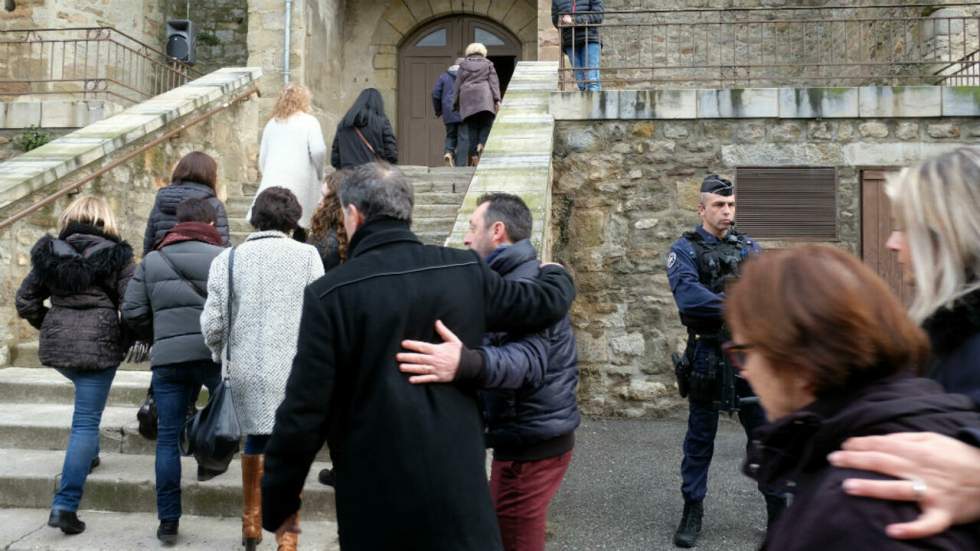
[251,83,327,229]
[885,146,980,404]
[16,195,135,535]
[453,42,501,166]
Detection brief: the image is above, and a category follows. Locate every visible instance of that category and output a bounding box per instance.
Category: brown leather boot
[241,454,264,550]
[276,511,300,551]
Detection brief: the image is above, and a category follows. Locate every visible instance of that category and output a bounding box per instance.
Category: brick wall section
[551,117,980,417]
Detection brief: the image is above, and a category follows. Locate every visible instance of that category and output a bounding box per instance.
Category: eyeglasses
[722,341,754,373]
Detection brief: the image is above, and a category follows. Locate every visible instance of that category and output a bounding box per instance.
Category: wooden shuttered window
[734,167,837,240]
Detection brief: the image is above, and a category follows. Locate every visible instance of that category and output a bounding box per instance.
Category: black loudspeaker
[166,19,196,65]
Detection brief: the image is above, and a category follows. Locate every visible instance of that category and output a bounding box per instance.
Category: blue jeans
[51,367,117,513]
[153,363,221,521]
[564,42,602,91]
[244,434,270,455]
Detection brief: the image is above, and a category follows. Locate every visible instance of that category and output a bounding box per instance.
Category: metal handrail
[555,4,980,89]
[0,86,259,232]
[0,27,202,104]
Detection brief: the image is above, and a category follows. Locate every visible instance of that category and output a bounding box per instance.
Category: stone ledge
[0,67,262,212]
[550,85,980,120]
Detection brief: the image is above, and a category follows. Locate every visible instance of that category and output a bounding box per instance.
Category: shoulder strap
[225,247,236,365]
[157,250,208,299]
[353,127,377,155]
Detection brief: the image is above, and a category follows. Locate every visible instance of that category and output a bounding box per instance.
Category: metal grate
[734,167,838,240]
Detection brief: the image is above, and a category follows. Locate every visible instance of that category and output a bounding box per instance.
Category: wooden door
[398,17,523,166]
[861,170,914,304]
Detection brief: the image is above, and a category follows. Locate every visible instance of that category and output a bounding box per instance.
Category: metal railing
[557,3,980,90]
[0,27,201,104]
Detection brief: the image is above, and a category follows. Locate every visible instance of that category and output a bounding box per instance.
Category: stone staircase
[0,164,473,549]
[227,166,474,246]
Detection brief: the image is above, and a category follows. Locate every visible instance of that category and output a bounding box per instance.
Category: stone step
[0,368,151,408]
[415,231,450,246]
[0,508,339,550]
[411,217,457,235]
[0,448,336,519]
[0,403,154,456]
[12,343,149,371]
[412,204,460,219]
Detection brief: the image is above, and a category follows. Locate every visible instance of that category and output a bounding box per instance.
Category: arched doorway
[399,16,522,167]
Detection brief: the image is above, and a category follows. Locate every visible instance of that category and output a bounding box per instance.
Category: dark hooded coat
[16,223,135,370]
[921,288,980,406]
[749,377,980,551]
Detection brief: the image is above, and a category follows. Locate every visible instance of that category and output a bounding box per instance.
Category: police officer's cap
[701,174,733,196]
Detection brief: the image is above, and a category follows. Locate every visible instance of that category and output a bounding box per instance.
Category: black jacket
[142,181,230,255]
[476,240,581,460]
[922,289,980,406]
[552,0,604,48]
[15,223,135,370]
[122,234,224,367]
[330,119,398,170]
[307,227,342,272]
[261,218,575,550]
[749,377,980,551]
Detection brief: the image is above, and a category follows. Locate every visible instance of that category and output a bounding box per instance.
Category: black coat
[478,240,581,458]
[330,119,397,170]
[261,219,575,550]
[749,377,980,551]
[922,289,980,406]
[142,181,230,255]
[122,235,224,367]
[15,223,135,370]
[552,0,604,48]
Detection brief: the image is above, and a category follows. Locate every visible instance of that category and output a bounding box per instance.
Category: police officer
[666,175,785,548]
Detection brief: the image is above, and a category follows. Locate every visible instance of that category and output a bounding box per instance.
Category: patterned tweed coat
[201,231,324,434]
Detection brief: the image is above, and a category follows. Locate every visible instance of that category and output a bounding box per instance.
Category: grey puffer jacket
[15,223,135,370]
[143,180,230,255]
[478,240,581,454]
[122,227,224,367]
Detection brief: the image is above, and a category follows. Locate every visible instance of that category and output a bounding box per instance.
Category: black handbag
[180,247,241,481]
[137,387,158,440]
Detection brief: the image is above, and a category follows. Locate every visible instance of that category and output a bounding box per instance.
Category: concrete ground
[547,416,767,551]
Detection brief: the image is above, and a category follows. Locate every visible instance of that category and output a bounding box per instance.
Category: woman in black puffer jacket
[143,151,230,255]
[15,195,135,536]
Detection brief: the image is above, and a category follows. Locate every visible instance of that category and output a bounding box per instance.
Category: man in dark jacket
[433,58,463,167]
[397,193,580,551]
[122,197,225,543]
[552,0,604,91]
[260,163,576,550]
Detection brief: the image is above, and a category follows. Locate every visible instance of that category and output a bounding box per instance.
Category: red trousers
[489,450,573,551]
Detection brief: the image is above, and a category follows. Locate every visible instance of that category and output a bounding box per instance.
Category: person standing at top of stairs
[14,196,136,536]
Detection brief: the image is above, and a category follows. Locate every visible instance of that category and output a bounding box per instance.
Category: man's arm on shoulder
[262,286,338,532]
[482,259,575,334]
[666,242,723,319]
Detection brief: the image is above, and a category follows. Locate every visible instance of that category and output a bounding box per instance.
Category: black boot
[765,495,786,529]
[157,519,179,544]
[89,455,100,474]
[318,467,336,487]
[673,501,703,548]
[47,510,85,535]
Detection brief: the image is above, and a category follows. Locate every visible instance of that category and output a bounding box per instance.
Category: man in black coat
[261,163,576,550]
[397,193,580,551]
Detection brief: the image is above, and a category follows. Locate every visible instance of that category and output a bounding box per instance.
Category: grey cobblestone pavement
[548,415,767,551]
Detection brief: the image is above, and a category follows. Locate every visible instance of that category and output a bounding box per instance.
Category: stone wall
[551,116,980,416]
[163,0,249,75]
[0,128,72,163]
[0,68,261,365]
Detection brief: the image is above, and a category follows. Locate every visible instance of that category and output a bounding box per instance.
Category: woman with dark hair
[16,196,135,535]
[330,88,397,169]
[307,170,349,271]
[454,42,501,167]
[144,151,230,255]
[724,245,980,550]
[200,186,322,551]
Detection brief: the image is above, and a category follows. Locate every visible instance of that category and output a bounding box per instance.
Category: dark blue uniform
[667,226,773,504]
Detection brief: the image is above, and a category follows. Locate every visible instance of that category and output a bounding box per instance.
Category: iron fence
[556,3,980,90]
[0,27,201,104]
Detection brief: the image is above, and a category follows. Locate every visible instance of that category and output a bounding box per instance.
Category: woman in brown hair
[724,245,980,550]
[306,169,349,272]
